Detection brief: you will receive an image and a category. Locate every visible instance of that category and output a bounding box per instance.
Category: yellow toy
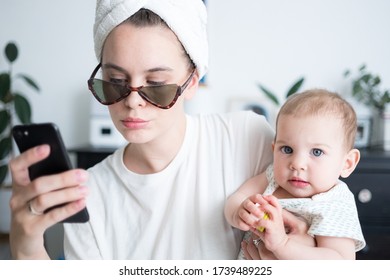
[256,213,269,232]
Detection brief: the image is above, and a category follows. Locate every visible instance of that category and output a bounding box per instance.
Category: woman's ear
[340,148,360,178]
[184,70,199,100]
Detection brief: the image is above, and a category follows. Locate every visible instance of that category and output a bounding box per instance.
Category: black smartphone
[12,122,89,223]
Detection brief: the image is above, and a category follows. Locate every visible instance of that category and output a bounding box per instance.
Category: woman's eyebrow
[102,63,128,74]
[146,66,173,73]
[102,63,173,74]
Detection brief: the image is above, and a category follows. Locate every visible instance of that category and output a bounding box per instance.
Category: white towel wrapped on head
[94,0,208,79]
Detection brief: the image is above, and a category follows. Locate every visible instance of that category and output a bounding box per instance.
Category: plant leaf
[0,73,11,101]
[373,76,381,86]
[0,136,12,160]
[0,110,10,134]
[5,42,18,63]
[0,164,9,185]
[17,74,40,92]
[14,94,32,124]
[384,90,390,103]
[257,84,279,106]
[286,77,305,98]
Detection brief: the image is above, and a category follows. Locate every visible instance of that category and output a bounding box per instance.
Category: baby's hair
[276,89,357,150]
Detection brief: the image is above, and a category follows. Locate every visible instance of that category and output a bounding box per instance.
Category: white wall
[198,0,390,125]
[1,0,390,147]
[0,0,96,147]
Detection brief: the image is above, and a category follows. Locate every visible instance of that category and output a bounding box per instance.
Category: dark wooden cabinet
[343,149,390,260]
[0,234,11,260]
[69,146,115,169]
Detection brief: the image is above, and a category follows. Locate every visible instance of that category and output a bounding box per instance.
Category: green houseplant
[257,76,305,106]
[0,41,39,232]
[0,42,40,186]
[344,64,390,148]
[344,64,390,113]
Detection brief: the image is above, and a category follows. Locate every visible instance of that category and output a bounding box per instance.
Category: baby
[225,89,366,259]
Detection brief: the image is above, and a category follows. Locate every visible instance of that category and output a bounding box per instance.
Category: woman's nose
[124,89,146,108]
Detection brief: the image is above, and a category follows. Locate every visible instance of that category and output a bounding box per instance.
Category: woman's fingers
[242,236,261,260]
[282,209,308,234]
[31,169,89,197]
[28,184,89,215]
[10,145,51,185]
[9,147,89,235]
[9,169,89,214]
[41,198,87,227]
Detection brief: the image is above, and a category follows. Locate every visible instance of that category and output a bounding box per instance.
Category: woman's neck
[122,116,187,174]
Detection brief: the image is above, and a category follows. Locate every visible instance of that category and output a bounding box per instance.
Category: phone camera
[14,129,28,139]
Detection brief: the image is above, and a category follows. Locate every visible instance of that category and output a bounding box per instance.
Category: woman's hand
[9,144,89,259]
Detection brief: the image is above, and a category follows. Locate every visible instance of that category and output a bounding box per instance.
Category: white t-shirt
[64,112,274,259]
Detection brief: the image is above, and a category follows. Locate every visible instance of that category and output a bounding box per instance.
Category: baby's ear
[340,148,360,178]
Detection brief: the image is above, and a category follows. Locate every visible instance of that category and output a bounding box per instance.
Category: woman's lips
[121,118,148,129]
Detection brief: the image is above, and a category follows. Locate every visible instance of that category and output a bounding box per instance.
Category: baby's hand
[255,195,289,253]
[235,194,268,231]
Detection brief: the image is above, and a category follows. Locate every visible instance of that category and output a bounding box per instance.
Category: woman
[9,0,306,259]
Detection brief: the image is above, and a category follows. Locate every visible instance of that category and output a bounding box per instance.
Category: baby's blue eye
[312,149,323,157]
[281,146,293,154]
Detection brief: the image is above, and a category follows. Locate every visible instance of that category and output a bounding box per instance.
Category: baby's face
[273,114,349,198]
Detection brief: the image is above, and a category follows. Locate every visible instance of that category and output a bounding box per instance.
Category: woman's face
[101,23,198,145]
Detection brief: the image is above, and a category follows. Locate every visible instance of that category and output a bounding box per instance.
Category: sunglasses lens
[141,84,179,107]
[89,79,180,108]
[90,79,129,104]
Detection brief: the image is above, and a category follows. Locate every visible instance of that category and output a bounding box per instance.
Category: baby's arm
[257,196,356,260]
[224,172,268,231]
